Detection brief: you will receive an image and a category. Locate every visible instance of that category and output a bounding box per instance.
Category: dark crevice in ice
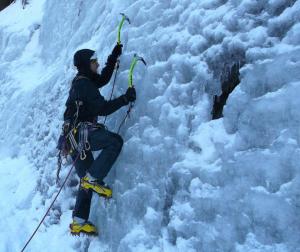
[212,62,244,120]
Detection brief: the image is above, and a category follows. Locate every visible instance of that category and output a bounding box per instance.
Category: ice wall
[0,0,299,251]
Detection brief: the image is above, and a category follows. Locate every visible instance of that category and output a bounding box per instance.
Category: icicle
[78,1,83,17]
[22,0,28,9]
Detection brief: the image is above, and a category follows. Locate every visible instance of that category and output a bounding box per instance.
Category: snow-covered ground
[0,0,299,251]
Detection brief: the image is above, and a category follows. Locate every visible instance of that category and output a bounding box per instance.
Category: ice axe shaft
[118,13,130,45]
[128,54,147,88]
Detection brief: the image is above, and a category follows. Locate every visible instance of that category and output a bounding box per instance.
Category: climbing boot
[69,220,98,236]
[81,176,112,199]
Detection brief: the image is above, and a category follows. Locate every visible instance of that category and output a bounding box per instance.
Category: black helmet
[73,49,95,68]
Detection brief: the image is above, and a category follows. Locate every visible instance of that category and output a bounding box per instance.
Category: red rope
[21,153,80,252]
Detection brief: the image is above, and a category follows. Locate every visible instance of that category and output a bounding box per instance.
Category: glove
[112,43,123,57]
[123,87,136,104]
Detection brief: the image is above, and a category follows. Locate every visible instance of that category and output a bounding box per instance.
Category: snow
[0,0,300,251]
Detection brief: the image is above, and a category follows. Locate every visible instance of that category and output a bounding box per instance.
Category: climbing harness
[57,121,95,183]
[117,13,130,45]
[68,122,91,160]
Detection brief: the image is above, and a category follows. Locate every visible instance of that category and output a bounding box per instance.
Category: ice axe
[128,54,147,88]
[117,54,146,133]
[117,13,131,45]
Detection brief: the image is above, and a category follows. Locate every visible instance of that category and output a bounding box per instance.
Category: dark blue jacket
[64,47,128,123]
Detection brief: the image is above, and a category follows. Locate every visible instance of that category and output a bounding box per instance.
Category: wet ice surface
[0,0,299,251]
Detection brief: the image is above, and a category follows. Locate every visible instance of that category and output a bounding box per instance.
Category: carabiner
[85,141,91,151]
[80,150,87,160]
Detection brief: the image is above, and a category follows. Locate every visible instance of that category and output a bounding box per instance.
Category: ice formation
[0,0,299,251]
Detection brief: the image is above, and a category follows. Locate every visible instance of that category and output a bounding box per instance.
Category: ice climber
[63,44,136,236]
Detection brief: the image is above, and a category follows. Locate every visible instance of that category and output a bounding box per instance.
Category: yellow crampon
[81,176,113,199]
[69,220,98,236]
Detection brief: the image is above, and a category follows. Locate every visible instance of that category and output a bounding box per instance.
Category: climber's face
[89,51,99,73]
[90,59,99,73]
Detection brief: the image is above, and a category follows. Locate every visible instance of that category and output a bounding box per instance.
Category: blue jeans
[71,126,123,220]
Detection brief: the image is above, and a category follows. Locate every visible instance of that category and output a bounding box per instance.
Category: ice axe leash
[117,54,147,133]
